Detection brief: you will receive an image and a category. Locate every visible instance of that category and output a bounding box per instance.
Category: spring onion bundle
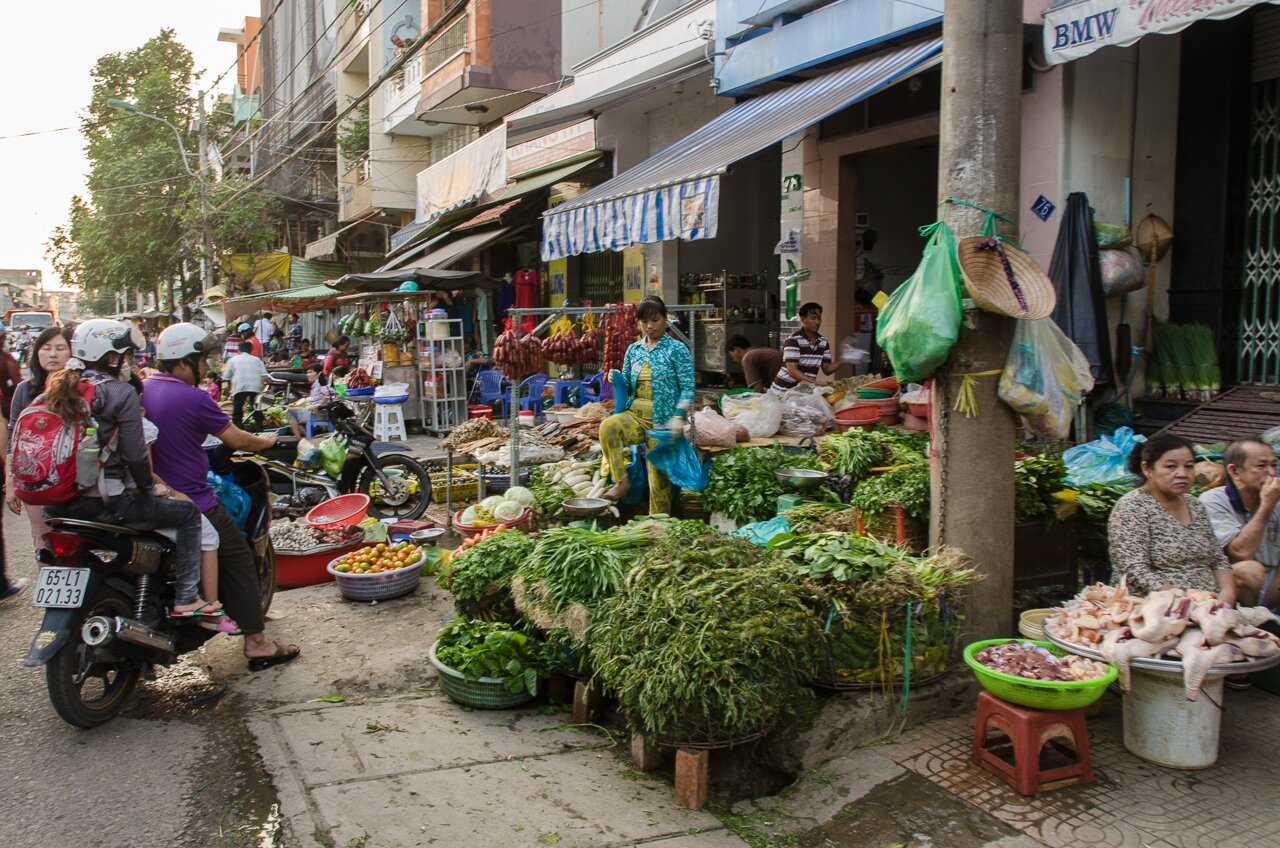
[1149,321,1220,402]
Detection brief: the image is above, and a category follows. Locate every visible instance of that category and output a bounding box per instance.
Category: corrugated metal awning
[541,37,941,261]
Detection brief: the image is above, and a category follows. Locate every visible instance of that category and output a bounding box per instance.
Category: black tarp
[1049,192,1114,389]
[332,267,502,293]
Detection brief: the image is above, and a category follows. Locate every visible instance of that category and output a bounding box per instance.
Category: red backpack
[10,376,113,506]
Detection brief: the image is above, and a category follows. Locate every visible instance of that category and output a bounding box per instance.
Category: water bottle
[76,427,100,489]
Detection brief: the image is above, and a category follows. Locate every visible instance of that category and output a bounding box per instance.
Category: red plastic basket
[306,494,371,529]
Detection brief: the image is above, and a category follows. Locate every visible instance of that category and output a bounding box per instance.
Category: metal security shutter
[1255,6,1280,81]
[578,252,624,304]
[1240,10,1280,381]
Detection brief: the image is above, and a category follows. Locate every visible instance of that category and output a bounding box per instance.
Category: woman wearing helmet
[146,322,299,671]
[42,320,217,618]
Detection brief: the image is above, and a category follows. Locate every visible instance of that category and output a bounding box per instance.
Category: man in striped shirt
[771,302,843,393]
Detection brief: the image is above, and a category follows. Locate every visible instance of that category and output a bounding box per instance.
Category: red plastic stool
[971,690,1095,796]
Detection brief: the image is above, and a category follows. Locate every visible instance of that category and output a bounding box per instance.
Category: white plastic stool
[373,403,408,442]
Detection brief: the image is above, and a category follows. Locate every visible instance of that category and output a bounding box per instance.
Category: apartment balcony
[339,154,373,222]
[338,0,372,74]
[413,0,561,128]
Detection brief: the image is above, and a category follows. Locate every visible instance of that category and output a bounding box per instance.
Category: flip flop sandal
[170,601,225,619]
[247,644,301,672]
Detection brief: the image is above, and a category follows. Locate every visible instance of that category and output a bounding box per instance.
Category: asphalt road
[0,509,280,848]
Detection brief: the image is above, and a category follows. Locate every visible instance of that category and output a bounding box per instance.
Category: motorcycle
[251,398,431,521]
[25,456,276,728]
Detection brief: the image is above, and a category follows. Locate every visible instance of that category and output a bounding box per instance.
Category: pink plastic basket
[306,494,370,529]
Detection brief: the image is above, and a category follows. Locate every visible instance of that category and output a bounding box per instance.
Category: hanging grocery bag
[876,221,963,385]
[998,317,1095,440]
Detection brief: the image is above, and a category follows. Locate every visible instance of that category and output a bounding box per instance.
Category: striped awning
[541,37,942,261]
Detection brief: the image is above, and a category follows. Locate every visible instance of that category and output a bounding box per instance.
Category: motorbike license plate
[32,567,90,609]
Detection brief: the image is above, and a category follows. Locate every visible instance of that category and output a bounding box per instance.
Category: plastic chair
[475,369,507,408]
[502,373,549,420]
[580,372,614,405]
[549,379,583,406]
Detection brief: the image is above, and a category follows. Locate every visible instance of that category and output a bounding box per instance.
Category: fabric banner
[416,125,507,223]
[1043,0,1280,65]
[541,176,720,261]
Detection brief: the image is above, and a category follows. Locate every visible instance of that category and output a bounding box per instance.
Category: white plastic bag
[1099,246,1146,297]
[998,318,1095,440]
[693,407,739,448]
[722,392,783,439]
[778,385,836,438]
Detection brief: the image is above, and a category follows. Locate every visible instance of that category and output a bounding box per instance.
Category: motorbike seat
[369,442,411,456]
[46,518,175,547]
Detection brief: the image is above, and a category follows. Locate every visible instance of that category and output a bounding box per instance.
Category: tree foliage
[46,29,281,304]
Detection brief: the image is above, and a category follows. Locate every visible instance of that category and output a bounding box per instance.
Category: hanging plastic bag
[877,222,963,385]
[722,392,782,439]
[693,407,739,448]
[1098,246,1146,297]
[998,318,1095,440]
[645,431,708,491]
[778,385,836,438]
[319,435,349,478]
[1062,426,1145,486]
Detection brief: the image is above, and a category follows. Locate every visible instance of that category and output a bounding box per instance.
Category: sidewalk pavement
[200,575,1279,848]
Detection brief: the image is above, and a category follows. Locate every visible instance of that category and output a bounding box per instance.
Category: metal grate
[579,252,624,304]
[1239,78,1280,383]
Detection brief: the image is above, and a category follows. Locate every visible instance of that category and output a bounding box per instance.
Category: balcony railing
[382,14,469,114]
[343,152,371,181]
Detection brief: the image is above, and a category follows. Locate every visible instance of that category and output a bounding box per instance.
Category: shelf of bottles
[680,270,773,372]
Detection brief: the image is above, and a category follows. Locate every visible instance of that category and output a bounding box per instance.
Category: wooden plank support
[674,748,709,810]
[630,733,663,772]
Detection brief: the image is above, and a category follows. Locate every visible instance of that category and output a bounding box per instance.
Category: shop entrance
[847,140,939,370]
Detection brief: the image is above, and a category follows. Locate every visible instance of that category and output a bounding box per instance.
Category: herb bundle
[703,446,824,525]
[1014,453,1067,523]
[435,616,553,695]
[440,529,534,618]
[591,537,822,743]
[848,460,930,519]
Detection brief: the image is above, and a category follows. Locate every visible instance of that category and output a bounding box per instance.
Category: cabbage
[461,505,497,526]
[504,486,535,508]
[492,501,525,522]
[460,505,480,526]
[480,495,507,511]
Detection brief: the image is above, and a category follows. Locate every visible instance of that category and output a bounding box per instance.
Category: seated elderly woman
[1108,434,1236,605]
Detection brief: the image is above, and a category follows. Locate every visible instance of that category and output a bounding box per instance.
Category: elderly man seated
[1200,438,1280,608]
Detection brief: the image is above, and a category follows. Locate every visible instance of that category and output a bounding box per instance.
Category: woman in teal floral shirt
[601,297,694,512]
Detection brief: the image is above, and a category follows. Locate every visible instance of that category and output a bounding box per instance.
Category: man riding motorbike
[144,323,300,671]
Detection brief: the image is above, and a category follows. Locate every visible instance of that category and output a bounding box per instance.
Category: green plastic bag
[876,221,962,385]
[319,435,348,478]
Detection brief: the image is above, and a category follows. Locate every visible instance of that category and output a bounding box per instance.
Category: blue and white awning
[541,37,942,261]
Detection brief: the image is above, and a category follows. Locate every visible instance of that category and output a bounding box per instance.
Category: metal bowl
[775,468,829,490]
[411,527,446,546]
[562,497,612,517]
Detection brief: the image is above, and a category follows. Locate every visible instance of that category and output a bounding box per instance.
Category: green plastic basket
[428,642,534,709]
[963,639,1117,711]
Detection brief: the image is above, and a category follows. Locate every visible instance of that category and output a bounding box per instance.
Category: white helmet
[71,319,138,364]
[156,322,218,363]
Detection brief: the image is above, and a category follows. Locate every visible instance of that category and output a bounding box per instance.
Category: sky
[0,1,261,292]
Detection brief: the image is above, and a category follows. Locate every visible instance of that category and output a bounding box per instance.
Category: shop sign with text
[1042,0,1278,65]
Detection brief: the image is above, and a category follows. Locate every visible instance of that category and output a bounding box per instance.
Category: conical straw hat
[956,236,1056,320]
[1135,213,1173,261]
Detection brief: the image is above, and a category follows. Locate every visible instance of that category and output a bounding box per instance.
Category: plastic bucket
[835,403,879,424]
[1123,667,1224,769]
[468,405,494,419]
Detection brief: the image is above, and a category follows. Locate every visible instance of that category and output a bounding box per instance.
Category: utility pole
[197,93,214,295]
[931,0,1024,640]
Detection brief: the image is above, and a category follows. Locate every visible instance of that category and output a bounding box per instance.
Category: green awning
[289,258,348,288]
[222,283,342,322]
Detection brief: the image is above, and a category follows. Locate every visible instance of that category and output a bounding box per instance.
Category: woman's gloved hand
[667,416,686,441]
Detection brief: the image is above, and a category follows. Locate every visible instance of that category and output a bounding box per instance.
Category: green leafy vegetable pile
[439,529,533,618]
[703,446,824,525]
[435,616,553,695]
[591,535,822,743]
[818,429,885,479]
[848,460,930,519]
[1014,453,1067,523]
